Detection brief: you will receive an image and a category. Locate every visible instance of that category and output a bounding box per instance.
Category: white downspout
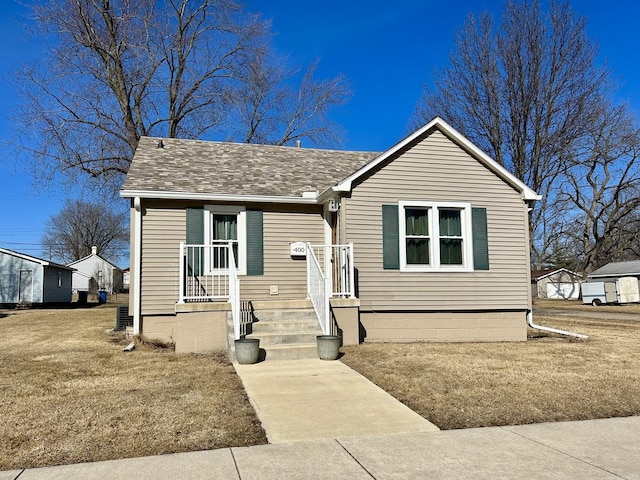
[133,197,142,335]
[526,310,587,339]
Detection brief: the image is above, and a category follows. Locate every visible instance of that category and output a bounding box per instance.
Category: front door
[19,269,34,303]
[211,213,238,268]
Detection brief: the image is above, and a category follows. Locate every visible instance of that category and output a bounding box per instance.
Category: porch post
[178,242,185,304]
[348,242,355,298]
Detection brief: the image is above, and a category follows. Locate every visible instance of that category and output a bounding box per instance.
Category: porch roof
[122,137,378,198]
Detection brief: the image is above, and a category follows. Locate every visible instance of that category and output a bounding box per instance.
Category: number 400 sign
[289,242,307,257]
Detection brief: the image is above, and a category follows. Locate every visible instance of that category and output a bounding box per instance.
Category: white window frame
[398,201,473,272]
[204,205,247,275]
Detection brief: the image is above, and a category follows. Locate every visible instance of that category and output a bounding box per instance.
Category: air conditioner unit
[328,199,339,212]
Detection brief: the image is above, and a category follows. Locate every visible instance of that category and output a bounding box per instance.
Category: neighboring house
[0,247,74,304]
[68,246,123,294]
[120,117,539,354]
[586,260,640,283]
[531,268,582,299]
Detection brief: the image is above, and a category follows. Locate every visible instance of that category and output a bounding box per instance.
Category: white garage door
[547,282,580,299]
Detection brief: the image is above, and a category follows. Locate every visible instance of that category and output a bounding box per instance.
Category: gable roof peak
[331,117,539,202]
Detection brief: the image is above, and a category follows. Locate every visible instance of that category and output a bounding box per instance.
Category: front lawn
[0,302,267,470]
[341,315,640,430]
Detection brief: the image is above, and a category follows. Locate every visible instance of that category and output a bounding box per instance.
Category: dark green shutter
[382,204,400,270]
[246,209,264,275]
[472,207,489,270]
[186,208,204,275]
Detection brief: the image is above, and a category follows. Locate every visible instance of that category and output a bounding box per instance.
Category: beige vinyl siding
[139,201,324,315]
[345,129,531,311]
[140,201,185,315]
[241,205,324,300]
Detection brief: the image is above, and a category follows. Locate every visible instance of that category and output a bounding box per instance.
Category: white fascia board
[535,268,581,280]
[589,272,640,279]
[0,248,43,265]
[120,189,318,204]
[334,117,540,202]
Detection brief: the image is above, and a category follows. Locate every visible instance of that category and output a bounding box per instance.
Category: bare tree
[41,199,129,264]
[14,0,348,194]
[412,0,610,266]
[557,102,640,274]
[228,51,350,146]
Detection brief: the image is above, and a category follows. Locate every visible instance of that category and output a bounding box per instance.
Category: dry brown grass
[534,297,640,313]
[342,315,640,430]
[0,302,266,470]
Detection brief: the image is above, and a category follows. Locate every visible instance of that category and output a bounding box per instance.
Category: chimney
[91,246,98,255]
[296,140,301,148]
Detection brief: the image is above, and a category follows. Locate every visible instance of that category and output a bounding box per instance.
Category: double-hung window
[205,206,246,274]
[399,201,473,271]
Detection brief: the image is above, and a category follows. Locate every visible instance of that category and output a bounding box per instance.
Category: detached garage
[0,247,74,305]
[531,268,582,299]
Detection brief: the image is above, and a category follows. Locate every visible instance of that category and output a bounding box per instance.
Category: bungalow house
[120,117,539,355]
[0,247,74,305]
[68,246,123,294]
[531,268,582,299]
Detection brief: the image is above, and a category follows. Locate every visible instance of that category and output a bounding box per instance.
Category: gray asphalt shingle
[588,260,640,277]
[123,136,379,197]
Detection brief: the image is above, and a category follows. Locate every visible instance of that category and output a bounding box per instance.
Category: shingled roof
[588,260,640,278]
[122,136,379,198]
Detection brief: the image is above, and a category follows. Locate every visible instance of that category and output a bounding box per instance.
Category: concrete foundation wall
[141,315,177,344]
[175,309,228,353]
[360,311,527,342]
[330,298,360,346]
[142,303,230,353]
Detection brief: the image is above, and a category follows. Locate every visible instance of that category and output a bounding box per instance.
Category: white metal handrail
[306,244,331,335]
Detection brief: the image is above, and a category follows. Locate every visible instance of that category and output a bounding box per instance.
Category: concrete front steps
[229,299,322,361]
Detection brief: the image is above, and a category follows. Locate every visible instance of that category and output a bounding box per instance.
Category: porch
[174,242,360,357]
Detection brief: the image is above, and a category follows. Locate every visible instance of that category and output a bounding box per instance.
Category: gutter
[527,310,588,339]
[120,189,318,204]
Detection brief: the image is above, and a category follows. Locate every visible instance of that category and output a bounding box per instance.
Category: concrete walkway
[4,416,639,479]
[233,358,439,443]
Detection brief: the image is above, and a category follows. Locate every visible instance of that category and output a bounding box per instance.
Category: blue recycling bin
[98,290,107,304]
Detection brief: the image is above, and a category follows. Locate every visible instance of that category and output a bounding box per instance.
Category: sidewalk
[5,417,639,479]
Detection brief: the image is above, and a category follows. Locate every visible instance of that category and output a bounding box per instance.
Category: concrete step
[247,299,313,310]
[249,320,320,333]
[248,331,321,346]
[250,308,318,323]
[260,342,319,361]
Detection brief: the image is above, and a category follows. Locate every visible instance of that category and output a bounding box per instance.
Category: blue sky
[1,0,640,263]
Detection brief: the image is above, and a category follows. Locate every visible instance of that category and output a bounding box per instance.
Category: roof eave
[120,189,319,204]
[588,272,640,278]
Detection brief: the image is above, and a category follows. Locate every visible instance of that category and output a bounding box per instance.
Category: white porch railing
[311,244,355,298]
[306,244,331,336]
[179,242,241,339]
